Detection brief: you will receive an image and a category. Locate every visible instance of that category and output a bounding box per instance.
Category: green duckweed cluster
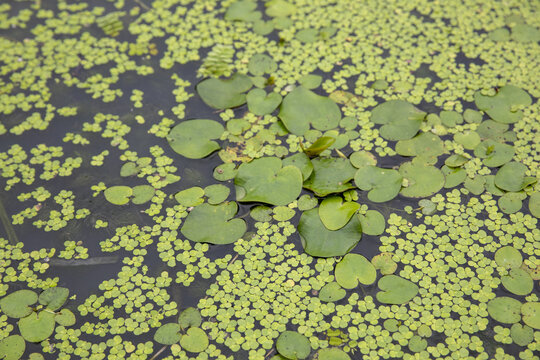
[0,0,539,359]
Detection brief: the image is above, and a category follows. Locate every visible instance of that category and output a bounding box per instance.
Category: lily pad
[464,176,485,195]
[498,192,525,214]
[299,74,322,89]
[18,311,55,342]
[317,348,351,360]
[376,275,418,304]
[55,308,76,326]
[370,100,426,141]
[273,206,295,221]
[247,89,282,115]
[131,185,155,205]
[225,0,260,22]
[501,268,533,296]
[454,131,480,150]
[335,254,377,289]
[276,331,311,360]
[521,302,539,330]
[297,194,318,211]
[349,151,377,168]
[175,187,205,207]
[204,184,230,205]
[213,163,237,181]
[265,0,296,17]
[304,136,336,157]
[529,192,540,218]
[395,132,444,159]
[484,175,505,196]
[495,162,534,192]
[510,324,533,346]
[487,297,522,324]
[0,290,37,318]
[419,199,437,215]
[440,110,463,127]
[248,54,277,76]
[250,205,273,222]
[282,152,313,180]
[371,253,397,275]
[474,140,515,167]
[235,157,303,205]
[354,166,402,202]
[495,246,523,269]
[474,85,532,124]
[511,24,540,43]
[278,86,341,136]
[408,335,427,352]
[319,196,359,231]
[197,73,252,109]
[357,210,385,235]
[167,119,224,159]
[154,323,181,345]
[319,282,346,302]
[178,307,202,329]
[39,287,68,311]
[298,208,362,257]
[181,202,246,245]
[399,161,444,198]
[464,109,483,123]
[104,186,132,205]
[120,162,139,177]
[303,158,356,197]
[0,335,25,360]
[180,327,209,353]
[476,120,509,141]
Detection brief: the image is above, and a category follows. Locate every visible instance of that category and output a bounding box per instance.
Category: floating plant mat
[0,0,538,360]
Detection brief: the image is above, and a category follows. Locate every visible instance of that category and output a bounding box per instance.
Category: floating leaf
[349,151,377,168]
[335,254,377,289]
[168,119,224,159]
[357,210,385,235]
[371,253,397,275]
[529,192,540,218]
[178,307,202,329]
[495,162,534,192]
[474,140,515,167]
[180,327,209,353]
[28,354,44,360]
[408,335,427,352]
[297,195,318,211]
[484,175,505,196]
[495,247,523,269]
[498,192,525,214]
[273,206,295,221]
[265,0,296,17]
[299,74,322,89]
[235,157,303,205]
[463,109,483,123]
[204,184,230,205]
[247,89,282,115]
[39,287,69,311]
[440,110,463,128]
[120,162,139,177]
[319,282,346,302]
[454,131,480,150]
[511,24,540,43]
[104,186,132,205]
[282,152,313,180]
[521,302,539,330]
[354,166,402,202]
[175,187,205,207]
[395,132,444,159]
[304,136,336,157]
[510,324,533,346]
[298,208,362,257]
[55,309,76,326]
[181,202,246,245]
[501,268,533,296]
[276,331,311,360]
[154,323,181,345]
[248,54,277,76]
[487,297,522,324]
[376,275,419,304]
[213,163,237,181]
[278,86,341,136]
[303,158,356,197]
[0,335,25,360]
[317,348,351,360]
[18,311,55,342]
[0,290,37,318]
[224,0,260,21]
[132,185,155,205]
[197,73,252,109]
[370,100,426,141]
[475,85,532,124]
[399,161,444,198]
[476,120,509,141]
[383,319,399,332]
[418,199,436,215]
[250,205,273,222]
[464,176,485,195]
[417,324,432,338]
[318,196,359,231]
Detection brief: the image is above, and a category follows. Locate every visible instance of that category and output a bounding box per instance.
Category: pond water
[0,0,539,359]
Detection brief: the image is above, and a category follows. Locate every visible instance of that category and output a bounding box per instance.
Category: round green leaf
[501,268,533,295]
[297,195,318,211]
[204,184,230,205]
[28,354,44,360]
[278,86,341,136]
[408,335,427,352]
[319,282,346,302]
[235,157,303,205]
[0,335,25,360]
[511,24,540,43]
[225,0,259,21]
[213,163,237,181]
[487,297,522,324]
[175,187,205,207]
[463,109,483,123]
[276,331,311,360]
[248,54,277,76]
[371,253,397,275]
[317,348,350,360]
[395,132,444,159]
[55,308,76,326]
[475,85,532,124]
[299,74,322,89]
[370,100,425,141]
[376,275,419,304]
[445,154,469,168]
[399,161,444,198]
[498,192,524,214]
[454,131,480,150]
[154,323,181,345]
[298,208,362,258]
[510,324,533,346]
[464,176,485,195]
[178,307,202,329]
[418,199,437,215]
[196,73,252,109]
[247,89,282,115]
[168,119,224,159]
[282,152,313,181]
[440,110,463,128]
[529,192,540,218]
[357,210,385,235]
[131,185,155,205]
[354,166,402,202]
[18,311,55,343]
[104,186,132,205]
[0,290,37,318]
[303,158,356,197]
[181,202,246,245]
[120,162,139,177]
[349,151,377,168]
[180,327,209,353]
[250,205,273,222]
[273,206,295,221]
[474,140,515,167]
[319,196,359,231]
[335,254,377,289]
[495,162,530,192]
[521,302,540,330]
[495,246,523,269]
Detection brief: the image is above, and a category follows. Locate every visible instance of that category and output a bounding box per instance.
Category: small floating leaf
[395,132,444,159]
[197,73,252,109]
[0,335,25,360]
[487,297,522,324]
[104,186,132,205]
[354,166,402,202]
[39,287,69,311]
[408,335,427,352]
[495,246,523,269]
[349,151,377,168]
[154,323,181,345]
[376,275,418,304]
[418,199,436,215]
[318,196,359,231]
[521,302,539,330]
[225,0,260,21]
[371,253,397,275]
[55,309,76,327]
[0,290,37,318]
[303,157,356,197]
[501,268,533,296]
[213,163,237,181]
[297,194,318,211]
[474,140,514,167]
[175,187,205,207]
[250,205,273,222]
[475,85,532,124]
[529,192,540,218]
[495,162,534,192]
[18,311,55,343]
[248,54,277,76]
[276,331,311,360]
[317,348,351,360]
[247,89,282,115]
[399,161,444,198]
[178,307,202,329]
[282,152,313,180]
[204,184,230,205]
[498,192,525,214]
[131,185,155,205]
[319,282,346,302]
[335,254,377,289]
[510,324,533,346]
[370,100,425,141]
[180,327,209,353]
[357,210,386,235]
[168,119,224,159]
